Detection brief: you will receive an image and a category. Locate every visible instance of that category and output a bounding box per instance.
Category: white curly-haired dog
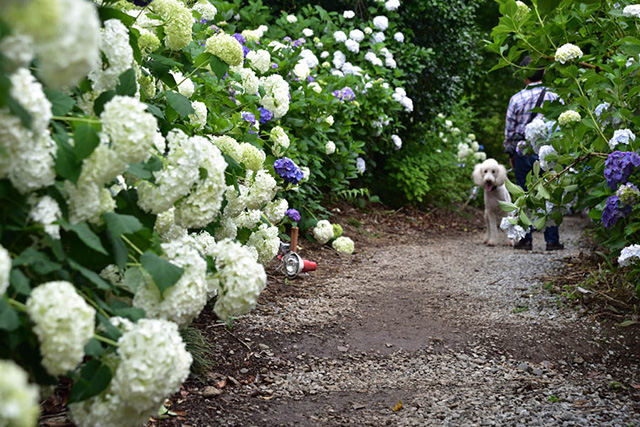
[472,158,512,246]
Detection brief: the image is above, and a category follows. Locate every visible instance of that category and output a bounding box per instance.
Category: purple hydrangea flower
[241,112,256,126]
[286,209,301,222]
[271,63,279,69]
[604,151,640,190]
[602,195,633,228]
[258,108,273,124]
[232,33,247,44]
[283,36,293,43]
[292,38,305,48]
[332,87,356,102]
[274,157,304,184]
[197,18,207,24]
[242,46,251,57]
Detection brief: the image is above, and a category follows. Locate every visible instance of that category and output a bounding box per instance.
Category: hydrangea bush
[488,0,640,290]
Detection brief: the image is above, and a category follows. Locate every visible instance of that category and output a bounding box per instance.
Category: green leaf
[84,338,106,358]
[0,299,19,332]
[140,251,184,296]
[13,248,62,275]
[60,220,109,255]
[113,306,145,322]
[619,320,637,327]
[10,269,31,296]
[498,200,518,212]
[123,266,145,293]
[103,213,143,237]
[74,124,100,162]
[68,259,111,290]
[519,210,532,227]
[93,90,116,116]
[68,360,113,403]
[55,135,81,183]
[533,216,546,230]
[106,230,128,270]
[6,96,32,129]
[44,89,75,116]
[537,185,551,200]
[209,56,230,80]
[505,178,525,198]
[116,68,137,96]
[537,0,561,15]
[165,90,194,118]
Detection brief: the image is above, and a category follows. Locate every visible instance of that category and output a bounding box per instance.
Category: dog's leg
[484,210,490,244]
[486,211,498,246]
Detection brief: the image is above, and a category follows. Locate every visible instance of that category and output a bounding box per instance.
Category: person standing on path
[503,55,564,251]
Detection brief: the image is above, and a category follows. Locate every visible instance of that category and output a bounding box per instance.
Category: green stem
[7,298,27,312]
[121,235,145,257]
[533,3,557,49]
[52,116,100,124]
[94,334,119,347]
[77,289,111,319]
[572,76,608,144]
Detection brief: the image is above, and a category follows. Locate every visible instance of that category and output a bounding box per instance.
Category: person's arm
[504,95,519,157]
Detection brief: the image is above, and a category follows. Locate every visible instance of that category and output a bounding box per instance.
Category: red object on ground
[302,259,317,272]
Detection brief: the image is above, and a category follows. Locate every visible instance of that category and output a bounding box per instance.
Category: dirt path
[162,211,640,426]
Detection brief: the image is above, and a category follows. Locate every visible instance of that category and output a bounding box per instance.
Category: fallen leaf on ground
[393,400,403,412]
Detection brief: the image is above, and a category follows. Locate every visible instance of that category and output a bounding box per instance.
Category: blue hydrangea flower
[604,151,640,189]
[602,195,633,228]
[274,157,304,184]
[241,112,256,126]
[258,108,273,124]
[286,209,301,222]
[332,87,356,102]
[232,33,246,44]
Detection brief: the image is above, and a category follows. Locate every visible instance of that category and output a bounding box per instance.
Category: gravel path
[170,215,640,426]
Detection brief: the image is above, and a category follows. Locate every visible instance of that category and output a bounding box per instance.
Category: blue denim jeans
[512,154,560,244]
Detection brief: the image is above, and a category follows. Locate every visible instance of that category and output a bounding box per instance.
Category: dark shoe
[546,242,565,251]
[514,240,532,251]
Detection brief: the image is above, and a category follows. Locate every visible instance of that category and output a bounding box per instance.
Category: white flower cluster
[26,281,96,376]
[263,198,289,224]
[555,43,583,64]
[28,195,62,239]
[193,0,218,20]
[538,145,557,171]
[4,0,101,88]
[344,10,355,19]
[151,0,193,51]
[300,49,320,68]
[205,32,244,66]
[189,100,208,130]
[525,118,548,146]
[609,128,636,150]
[270,126,290,156]
[70,319,192,427]
[618,244,640,267]
[373,16,389,31]
[0,68,56,195]
[0,245,9,297]
[558,110,581,126]
[260,74,290,118]
[385,0,401,11]
[325,140,337,154]
[334,31,348,43]
[500,217,527,241]
[247,223,280,265]
[287,14,298,23]
[391,134,402,150]
[313,220,335,244]
[0,360,40,427]
[623,5,640,17]
[392,87,414,112]
[170,70,195,98]
[247,49,271,74]
[88,19,135,97]
[133,235,208,328]
[210,239,267,320]
[332,236,355,253]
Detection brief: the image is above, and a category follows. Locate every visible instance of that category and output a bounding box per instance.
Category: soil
[147,204,640,427]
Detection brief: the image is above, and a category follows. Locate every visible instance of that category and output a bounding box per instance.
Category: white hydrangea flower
[302,28,314,37]
[623,5,640,17]
[619,244,640,266]
[6,0,101,88]
[0,360,40,427]
[101,96,158,164]
[345,39,360,53]
[0,245,10,297]
[313,220,334,244]
[609,128,636,150]
[349,29,365,42]
[325,115,335,126]
[309,81,322,93]
[263,198,288,224]
[333,50,347,69]
[215,216,238,241]
[169,69,195,98]
[343,10,355,19]
[154,208,187,242]
[391,134,402,150]
[64,182,115,225]
[89,19,135,96]
[151,0,193,50]
[193,1,217,20]
[205,31,244,66]
[333,31,348,43]
[0,34,35,70]
[188,100,208,130]
[247,224,280,265]
[325,140,336,155]
[364,27,373,35]
[332,236,355,254]
[234,209,262,230]
[525,117,548,150]
[133,236,208,328]
[210,239,267,320]
[385,57,397,68]
[239,143,266,171]
[394,32,405,42]
[28,195,61,239]
[300,49,319,68]
[259,74,290,119]
[558,110,581,125]
[246,49,271,74]
[270,126,290,156]
[555,43,583,64]
[372,32,386,43]
[538,145,557,171]
[373,16,389,31]
[70,319,191,427]
[293,61,311,79]
[234,67,260,95]
[246,169,278,210]
[301,166,310,182]
[385,0,400,11]
[515,0,531,17]
[26,281,95,376]
[286,14,298,23]
[356,158,366,174]
[365,52,383,66]
[500,217,527,241]
[474,152,487,161]
[174,140,227,229]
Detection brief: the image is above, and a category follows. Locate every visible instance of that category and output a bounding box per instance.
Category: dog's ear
[495,164,508,186]
[472,163,484,186]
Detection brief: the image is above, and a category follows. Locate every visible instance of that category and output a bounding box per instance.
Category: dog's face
[472,159,507,191]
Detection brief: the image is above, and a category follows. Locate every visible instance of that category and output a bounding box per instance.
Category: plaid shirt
[504,83,558,151]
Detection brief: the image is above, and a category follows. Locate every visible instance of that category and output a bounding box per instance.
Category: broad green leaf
[60,220,109,255]
[123,266,145,293]
[54,135,81,183]
[84,338,106,357]
[519,210,532,227]
[113,307,145,322]
[140,251,184,296]
[103,213,143,237]
[44,89,75,116]
[498,200,518,212]
[116,68,137,96]
[93,90,116,116]
[68,360,113,403]
[9,269,31,296]
[74,124,100,161]
[165,90,194,118]
[6,96,32,129]
[13,248,62,275]
[0,299,19,332]
[619,320,637,327]
[505,178,525,198]
[533,216,547,230]
[68,259,111,290]
[209,56,230,80]
[537,185,551,200]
